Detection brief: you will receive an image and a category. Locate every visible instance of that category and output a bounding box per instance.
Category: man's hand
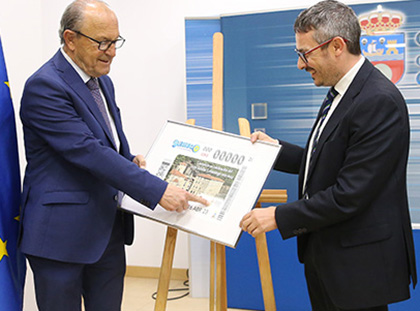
[133,154,146,169]
[250,131,278,145]
[240,206,278,237]
[159,184,209,213]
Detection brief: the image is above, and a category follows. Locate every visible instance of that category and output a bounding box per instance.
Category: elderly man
[240,1,416,310]
[19,1,206,310]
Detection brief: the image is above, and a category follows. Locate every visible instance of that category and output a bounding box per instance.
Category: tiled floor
[122,277,252,311]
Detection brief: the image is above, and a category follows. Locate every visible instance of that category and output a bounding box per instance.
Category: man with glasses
[240,1,416,310]
[19,1,207,310]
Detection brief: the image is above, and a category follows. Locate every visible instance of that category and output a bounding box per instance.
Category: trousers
[27,212,126,311]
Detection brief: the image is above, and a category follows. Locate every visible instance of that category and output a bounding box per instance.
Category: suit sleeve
[275,85,409,239]
[273,140,304,174]
[20,73,167,209]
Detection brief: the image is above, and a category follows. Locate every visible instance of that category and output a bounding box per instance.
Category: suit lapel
[304,59,374,185]
[53,51,117,149]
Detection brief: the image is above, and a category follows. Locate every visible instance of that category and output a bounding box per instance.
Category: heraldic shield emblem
[359,5,405,84]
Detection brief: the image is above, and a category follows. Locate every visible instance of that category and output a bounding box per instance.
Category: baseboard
[125,266,188,281]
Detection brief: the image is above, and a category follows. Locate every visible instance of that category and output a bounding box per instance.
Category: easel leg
[210,241,215,310]
[255,233,277,310]
[216,243,227,311]
[255,203,276,311]
[154,227,178,311]
[210,241,227,311]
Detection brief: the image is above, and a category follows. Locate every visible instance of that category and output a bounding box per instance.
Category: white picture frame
[121,120,281,248]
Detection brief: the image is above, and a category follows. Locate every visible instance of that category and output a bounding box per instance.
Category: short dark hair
[294,0,361,55]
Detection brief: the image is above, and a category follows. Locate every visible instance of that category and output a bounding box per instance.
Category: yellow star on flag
[0,237,9,262]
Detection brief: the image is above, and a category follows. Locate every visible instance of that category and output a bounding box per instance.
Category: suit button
[293,228,307,236]
[114,195,118,201]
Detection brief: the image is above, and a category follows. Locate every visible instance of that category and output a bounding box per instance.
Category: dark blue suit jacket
[273,59,417,309]
[19,50,167,264]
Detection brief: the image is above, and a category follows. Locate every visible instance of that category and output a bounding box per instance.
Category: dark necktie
[303,87,338,198]
[86,78,115,143]
[310,87,338,162]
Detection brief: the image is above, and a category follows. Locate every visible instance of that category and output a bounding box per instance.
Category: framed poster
[121,120,281,248]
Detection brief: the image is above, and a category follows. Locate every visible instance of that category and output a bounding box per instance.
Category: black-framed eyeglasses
[294,37,348,64]
[72,30,125,51]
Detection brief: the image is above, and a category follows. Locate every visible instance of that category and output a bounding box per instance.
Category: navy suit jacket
[19,50,167,264]
[273,59,417,309]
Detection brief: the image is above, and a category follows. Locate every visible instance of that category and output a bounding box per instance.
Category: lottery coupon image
[121,120,281,248]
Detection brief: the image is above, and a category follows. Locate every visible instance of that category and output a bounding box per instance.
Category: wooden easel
[237,117,287,311]
[154,32,287,311]
[208,32,288,311]
[208,117,287,311]
[210,32,227,311]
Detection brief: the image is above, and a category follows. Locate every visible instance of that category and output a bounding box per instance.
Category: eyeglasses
[294,37,348,64]
[72,30,125,51]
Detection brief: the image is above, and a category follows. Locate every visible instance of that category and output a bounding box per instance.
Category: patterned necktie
[310,87,338,162]
[86,78,115,143]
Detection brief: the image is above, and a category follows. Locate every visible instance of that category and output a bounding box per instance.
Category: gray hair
[59,0,108,44]
[294,0,361,55]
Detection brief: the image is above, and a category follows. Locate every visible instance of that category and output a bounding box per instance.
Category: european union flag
[0,36,26,311]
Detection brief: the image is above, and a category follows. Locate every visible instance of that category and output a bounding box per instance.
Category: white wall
[0,0,398,309]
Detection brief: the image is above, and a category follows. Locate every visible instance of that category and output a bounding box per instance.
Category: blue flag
[0,36,26,311]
